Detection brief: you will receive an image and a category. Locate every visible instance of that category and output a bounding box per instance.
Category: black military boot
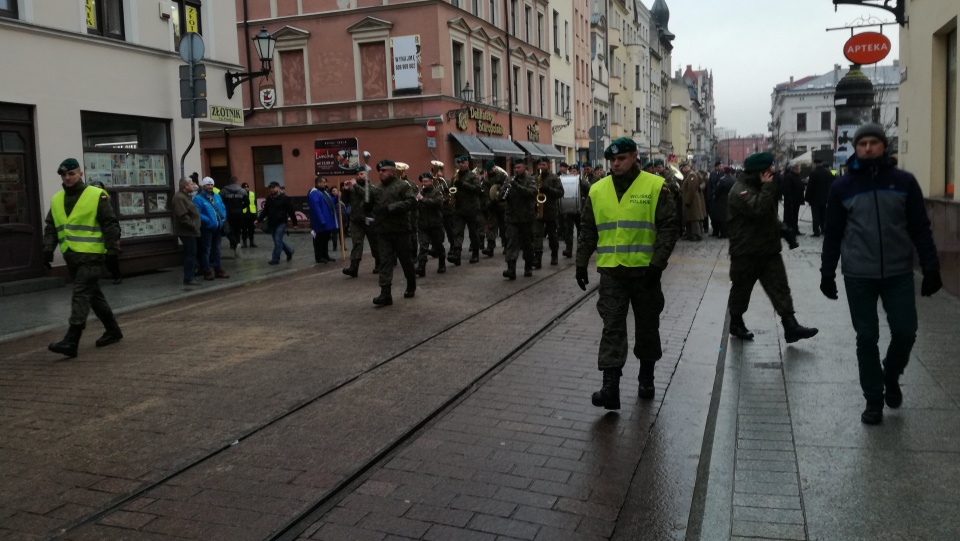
[482,239,495,257]
[372,286,392,306]
[550,250,559,266]
[533,251,543,269]
[469,248,480,264]
[861,394,884,425]
[729,315,754,340]
[447,249,461,266]
[591,368,622,410]
[342,260,359,278]
[523,262,534,277]
[372,258,381,274]
[48,325,84,358]
[638,362,656,399]
[95,314,123,348]
[415,260,426,277]
[882,360,903,408]
[503,260,517,280]
[403,282,416,299]
[782,314,818,343]
[437,258,446,274]
[562,244,572,258]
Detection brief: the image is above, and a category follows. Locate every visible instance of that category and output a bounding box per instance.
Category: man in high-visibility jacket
[240,182,257,247]
[42,158,122,358]
[575,137,680,410]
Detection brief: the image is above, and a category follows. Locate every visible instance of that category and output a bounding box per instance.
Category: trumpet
[535,167,547,220]
[498,177,513,202]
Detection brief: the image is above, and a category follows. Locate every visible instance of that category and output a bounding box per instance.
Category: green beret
[653,159,664,166]
[456,155,470,163]
[483,160,495,171]
[537,157,550,164]
[419,172,434,180]
[743,152,775,172]
[57,158,80,175]
[604,137,637,159]
[642,161,654,170]
[582,162,592,168]
[377,159,397,170]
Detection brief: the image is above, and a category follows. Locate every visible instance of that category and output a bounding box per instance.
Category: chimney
[789,76,794,88]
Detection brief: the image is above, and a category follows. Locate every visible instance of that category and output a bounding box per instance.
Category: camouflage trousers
[727,254,795,318]
[450,212,481,252]
[485,206,506,245]
[562,212,581,251]
[417,225,445,263]
[533,216,559,256]
[596,271,665,370]
[378,232,417,289]
[504,221,534,264]
[349,220,379,264]
[64,252,114,327]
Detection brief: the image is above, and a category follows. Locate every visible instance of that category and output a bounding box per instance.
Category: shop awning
[514,140,545,158]
[448,133,494,159]
[477,136,525,158]
[533,142,565,159]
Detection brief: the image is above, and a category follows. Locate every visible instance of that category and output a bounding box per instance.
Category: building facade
[0,0,242,283]
[550,0,575,162]
[717,135,768,167]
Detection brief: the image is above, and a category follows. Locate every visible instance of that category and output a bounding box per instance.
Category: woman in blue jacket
[308,176,339,263]
[194,177,229,279]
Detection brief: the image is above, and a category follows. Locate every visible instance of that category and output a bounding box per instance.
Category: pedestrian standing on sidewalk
[219,176,247,258]
[819,123,942,425]
[194,177,229,280]
[726,152,818,344]
[43,158,123,358]
[258,181,298,265]
[240,182,258,248]
[680,162,705,241]
[173,178,202,285]
[805,159,834,236]
[308,176,338,264]
[576,138,680,410]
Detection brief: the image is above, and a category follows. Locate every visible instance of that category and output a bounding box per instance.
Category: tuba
[535,167,548,220]
[667,163,683,182]
[431,160,452,205]
[395,162,409,181]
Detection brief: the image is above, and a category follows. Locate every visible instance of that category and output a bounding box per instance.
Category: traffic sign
[179,32,205,63]
[427,137,436,148]
[426,120,436,137]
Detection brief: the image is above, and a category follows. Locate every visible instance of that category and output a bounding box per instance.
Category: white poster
[835,124,857,169]
[391,35,421,90]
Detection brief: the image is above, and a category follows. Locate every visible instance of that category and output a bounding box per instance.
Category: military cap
[642,161,655,170]
[57,158,80,175]
[483,159,496,171]
[377,159,397,170]
[455,155,470,163]
[653,159,664,166]
[537,157,550,164]
[743,152,775,172]
[603,137,637,159]
[582,161,593,168]
[559,162,569,168]
[419,172,434,181]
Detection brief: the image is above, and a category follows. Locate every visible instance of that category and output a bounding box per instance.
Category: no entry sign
[426,119,436,137]
[843,32,891,65]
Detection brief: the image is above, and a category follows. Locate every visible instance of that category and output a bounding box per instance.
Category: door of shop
[0,120,42,283]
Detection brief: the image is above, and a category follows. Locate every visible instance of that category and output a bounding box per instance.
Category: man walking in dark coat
[805,158,834,236]
[781,162,806,236]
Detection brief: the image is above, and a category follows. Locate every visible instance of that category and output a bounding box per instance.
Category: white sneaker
[234,247,241,258]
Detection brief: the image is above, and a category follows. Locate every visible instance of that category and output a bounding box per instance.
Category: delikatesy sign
[315,138,360,176]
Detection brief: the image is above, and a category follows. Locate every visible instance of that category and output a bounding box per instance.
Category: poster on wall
[390,35,421,91]
[835,124,857,169]
[315,138,360,176]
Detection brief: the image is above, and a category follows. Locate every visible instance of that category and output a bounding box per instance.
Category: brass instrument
[395,162,409,181]
[667,163,684,182]
[431,160,452,205]
[498,176,514,202]
[448,169,460,207]
[535,167,548,220]
[487,166,508,201]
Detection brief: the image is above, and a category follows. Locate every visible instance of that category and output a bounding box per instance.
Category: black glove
[921,270,943,297]
[575,266,589,291]
[643,265,663,288]
[43,251,53,269]
[780,226,799,250]
[820,275,838,300]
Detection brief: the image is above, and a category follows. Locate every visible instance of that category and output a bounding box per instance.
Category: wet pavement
[1,221,958,541]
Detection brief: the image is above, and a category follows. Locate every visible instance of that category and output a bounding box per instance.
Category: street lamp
[224,26,277,99]
[461,82,474,104]
[552,107,572,134]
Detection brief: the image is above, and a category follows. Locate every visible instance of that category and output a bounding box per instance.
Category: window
[253,146,285,190]
[472,49,484,101]
[821,144,832,151]
[540,75,545,117]
[472,0,479,16]
[81,112,173,239]
[564,21,569,59]
[553,11,559,53]
[87,0,125,40]
[796,112,807,132]
[0,0,18,19]
[555,80,560,115]
[489,0,496,24]
[527,70,533,113]
[453,42,464,98]
[872,107,881,123]
[172,1,202,51]
[797,146,807,153]
[636,107,642,132]
[820,111,831,131]
[538,13,544,48]
[491,57,500,106]
[525,6,531,42]
[510,0,517,36]
[635,66,641,90]
[513,66,520,110]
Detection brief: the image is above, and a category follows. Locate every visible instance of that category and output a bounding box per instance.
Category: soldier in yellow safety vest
[575,137,680,410]
[42,158,123,358]
[240,182,257,247]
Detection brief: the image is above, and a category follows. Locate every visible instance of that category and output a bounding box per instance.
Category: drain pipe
[242,0,256,115]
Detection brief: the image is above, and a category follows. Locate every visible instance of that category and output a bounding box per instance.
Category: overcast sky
[655,0,901,136]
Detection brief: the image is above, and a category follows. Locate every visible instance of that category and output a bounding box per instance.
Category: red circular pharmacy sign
[843,32,892,65]
[426,120,436,137]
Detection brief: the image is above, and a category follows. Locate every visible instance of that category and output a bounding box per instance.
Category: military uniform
[370,163,418,305]
[483,165,508,255]
[532,167,565,267]
[562,175,591,258]
[726,153,817,343]
[416,179,446,275]
[341,178,381,276]
[448,164,483,264]
[501,170,538,278]
[43,161,123,358]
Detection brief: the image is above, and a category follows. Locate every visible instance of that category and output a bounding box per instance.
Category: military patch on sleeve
[739,190,749,197]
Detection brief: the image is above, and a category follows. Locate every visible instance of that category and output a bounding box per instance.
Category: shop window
[0,0,18,19]
[172,1,203,52]
[253,146,284,190]
[86,0,125,41]
[81,112,173,239]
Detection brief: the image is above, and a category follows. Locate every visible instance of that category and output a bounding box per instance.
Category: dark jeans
[313,230,331,262]
[179,235,198,282]
[226,214,243,249]
[811,204,826,235]
[271,223,293,263]
[783,200,800,233]
[200,229,222,272]
[844,274,918,398]
[240,214,256,245]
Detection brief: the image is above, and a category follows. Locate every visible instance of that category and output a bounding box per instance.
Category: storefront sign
[208,105,243,125]
[527,123,540,142]
[259,83,276,109]
[315,138,360,176]
[843,32,891,65]
[185,4,199,33]
[390,35,421,91]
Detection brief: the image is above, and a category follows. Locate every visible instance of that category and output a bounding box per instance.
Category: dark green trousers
[349,220,379,263]
[727,254,795,318]
[378,233,416,289]
[64,251,114,327]
[597,272,664,370]
[504,222,534,264]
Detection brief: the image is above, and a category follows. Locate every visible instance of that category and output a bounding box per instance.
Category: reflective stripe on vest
[244,190,256,213]
[589,172,662,267]
[51,187,106,254]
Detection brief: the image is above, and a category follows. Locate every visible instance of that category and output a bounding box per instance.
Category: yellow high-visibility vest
[589,172,662,267]
[50,186,106,254]
[244,190,256,214]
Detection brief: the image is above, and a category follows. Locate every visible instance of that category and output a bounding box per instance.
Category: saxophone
[535,167,548,220]
[448,169,460,207]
